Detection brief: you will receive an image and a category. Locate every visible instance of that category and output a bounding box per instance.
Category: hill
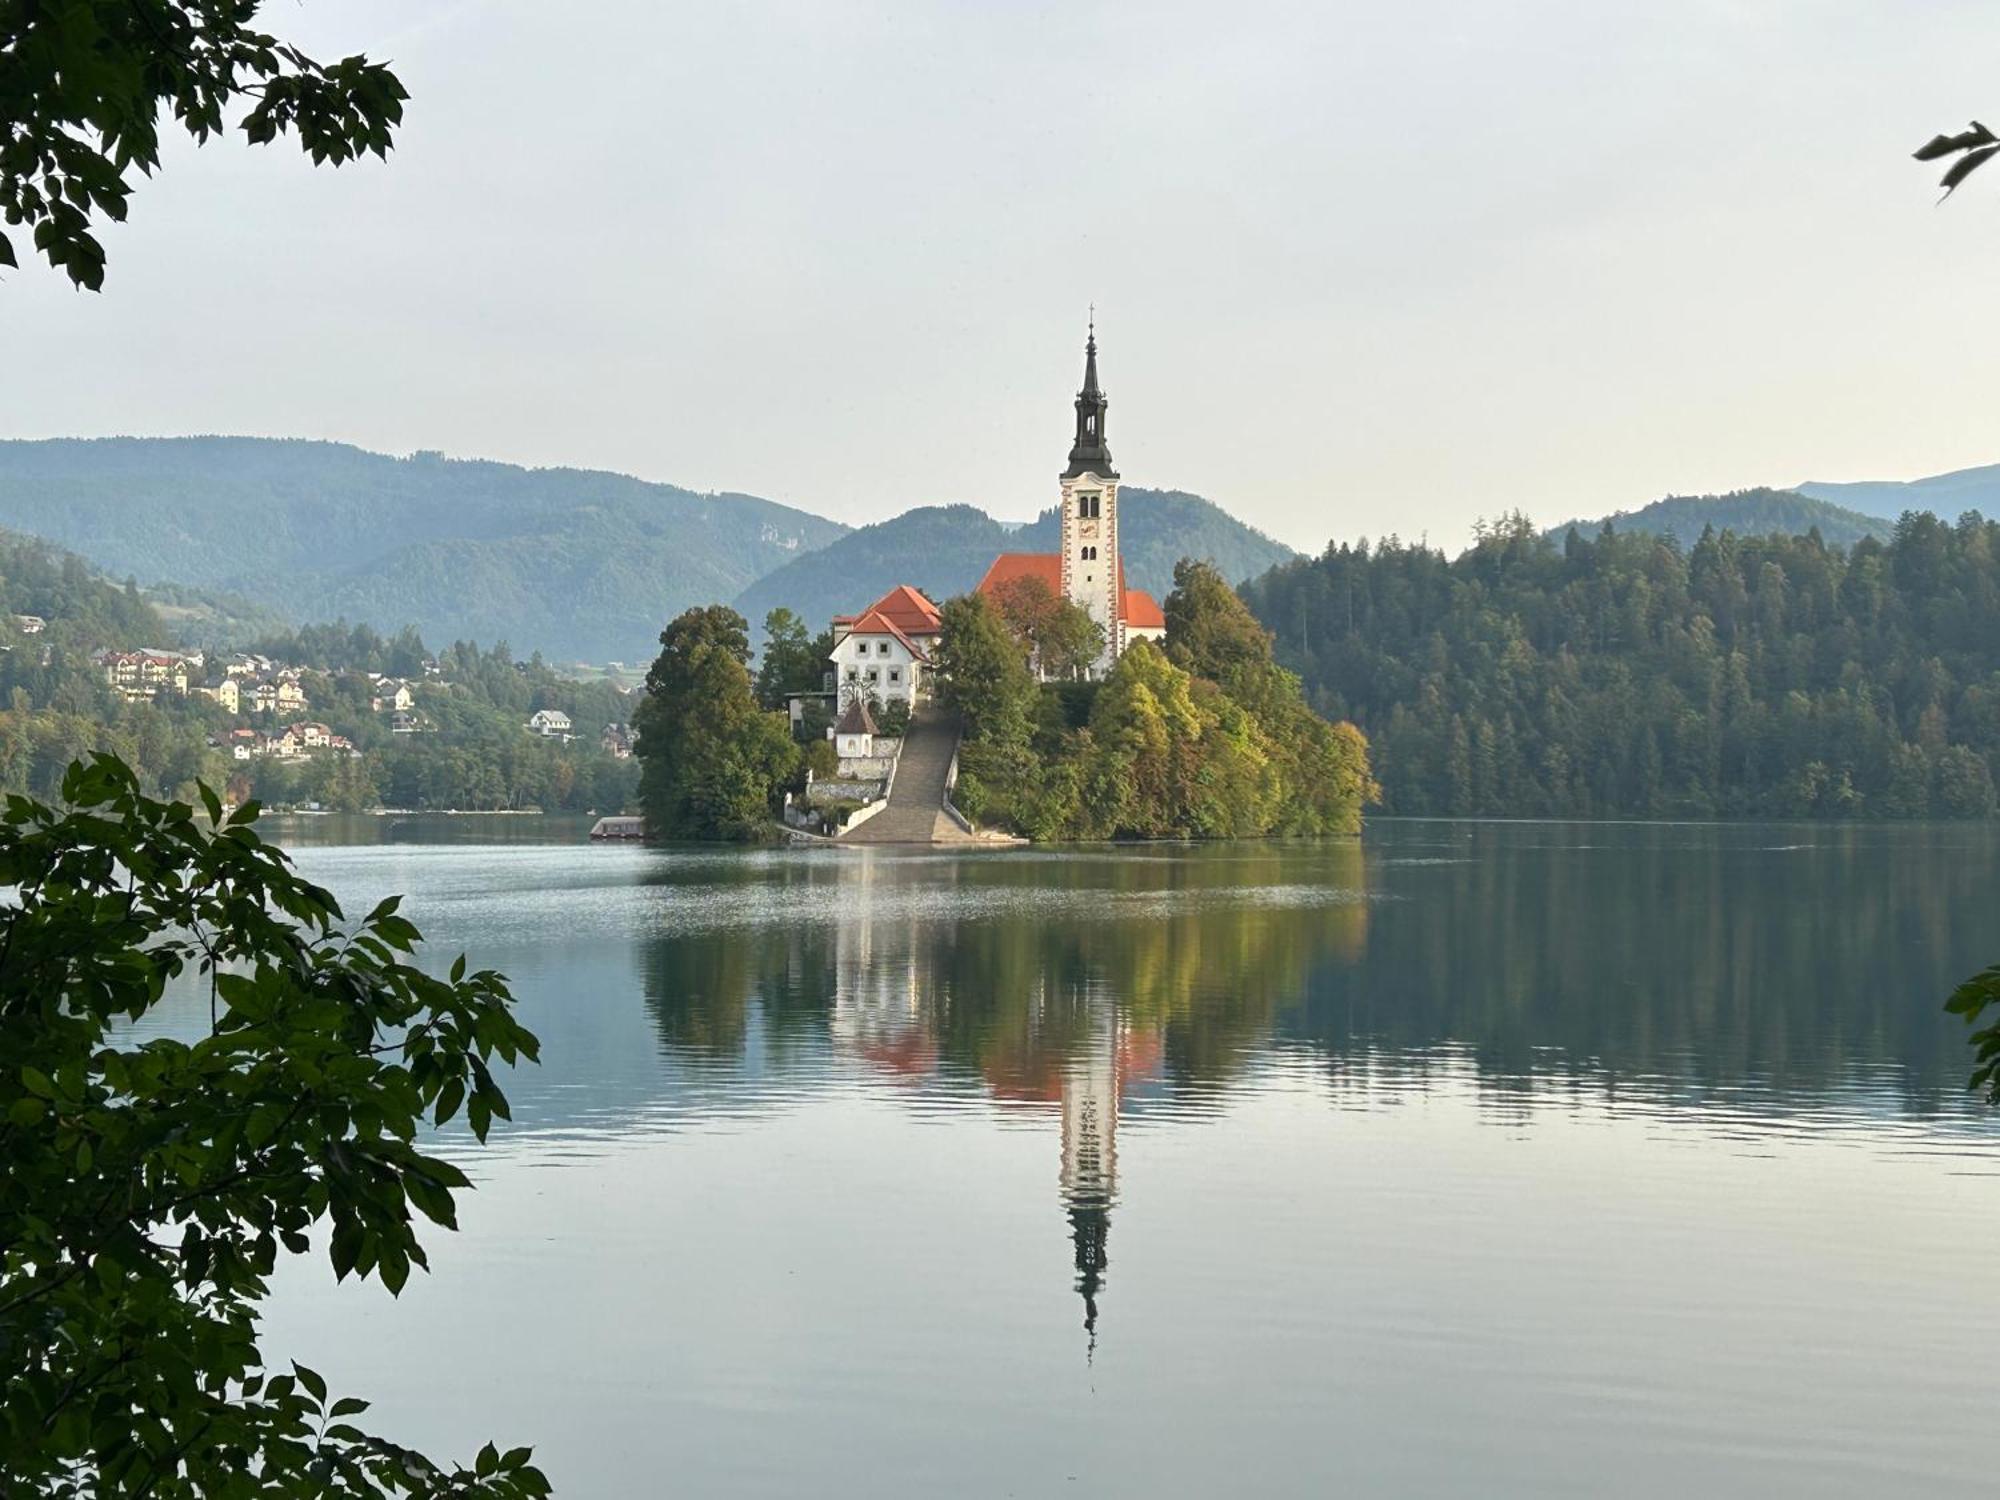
[1559,487,1889,549]
[1797,463,2000,522]
[0,437,848,663]
[734,487,1297,632]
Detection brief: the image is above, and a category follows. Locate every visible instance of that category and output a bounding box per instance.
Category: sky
[6,0,2000,553]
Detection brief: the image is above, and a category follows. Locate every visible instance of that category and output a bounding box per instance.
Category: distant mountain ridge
[0,437,847,662]
[1558,487,1890,550]
[732,487,1299,632]
[0,436,1298,662]
[1796,463,2000,522]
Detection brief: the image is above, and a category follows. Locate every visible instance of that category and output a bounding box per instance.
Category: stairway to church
[838,707,972,844]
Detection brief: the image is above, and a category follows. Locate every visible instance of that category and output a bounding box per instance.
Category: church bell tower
[1058,318,1120,668]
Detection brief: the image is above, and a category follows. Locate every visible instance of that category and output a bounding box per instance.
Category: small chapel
[975,324,1165,670]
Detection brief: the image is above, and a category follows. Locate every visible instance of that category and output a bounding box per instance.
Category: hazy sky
[6,0,2000,551]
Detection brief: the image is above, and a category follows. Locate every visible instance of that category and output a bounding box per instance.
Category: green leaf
[293,1363,327,1403]
[20,1066,54,1098]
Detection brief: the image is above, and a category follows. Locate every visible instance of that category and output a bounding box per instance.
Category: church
[975,326,1165,670]
[828,325,1164,706]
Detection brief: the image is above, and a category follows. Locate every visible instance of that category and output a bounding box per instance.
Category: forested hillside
[0,437,847,662]
[1562,488,1888,550]
[734,487,1296,631]
[1241,511,2000,818]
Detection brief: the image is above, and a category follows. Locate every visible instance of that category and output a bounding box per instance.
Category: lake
[165,819,2000,1496]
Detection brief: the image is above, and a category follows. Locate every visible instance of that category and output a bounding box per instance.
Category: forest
[1240,510,2000,818]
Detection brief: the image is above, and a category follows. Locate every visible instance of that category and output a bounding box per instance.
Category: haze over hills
[732,487,1299,633]
[1559,488,1891,550]
[1796,464,2000,522]
[0,438,848,662]
[0,437,1298,662]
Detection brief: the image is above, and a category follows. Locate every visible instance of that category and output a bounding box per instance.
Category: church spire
[1063,317,1116,480]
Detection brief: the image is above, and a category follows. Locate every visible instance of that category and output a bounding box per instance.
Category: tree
[634,605,799,840]
[2,3,408,289]
[932,593,1037,748]
[0,756,547,1496]
[989,575,1104,681]
[754,608,821,709]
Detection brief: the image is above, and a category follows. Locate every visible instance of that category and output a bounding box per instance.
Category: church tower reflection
[1060,1000,1121,1352]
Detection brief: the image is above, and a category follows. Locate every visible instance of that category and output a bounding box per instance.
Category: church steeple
[1063,317,1117,480]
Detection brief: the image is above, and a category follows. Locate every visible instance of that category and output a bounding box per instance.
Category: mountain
[0,437,847,663]
[1796,463,2000,522]
[1559,487,1890,550]
[734,487,1298,632]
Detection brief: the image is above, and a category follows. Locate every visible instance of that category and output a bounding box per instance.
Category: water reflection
[634,842,1370,1347]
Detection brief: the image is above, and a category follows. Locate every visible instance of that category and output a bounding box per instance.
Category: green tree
[754,608,822,709]
[933,593,1037,748]
[989,575,1104,681]
[0,757,545,1496]
[1,3,407,288]
[634,606,799,840]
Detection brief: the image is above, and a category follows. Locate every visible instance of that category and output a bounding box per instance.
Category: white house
[829,585,942,709]
[527,708,573,738]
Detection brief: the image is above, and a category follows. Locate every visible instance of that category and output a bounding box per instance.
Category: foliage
[1241,509,2000,818]
[1915,121,2000,200]
[1,3,407,289]
[933,593,1038,750]
[635,606,800,840]
[940,562,1372,840]
[733,490,1298,637]
[753,608,826,708]
[1947,964,2000,1103]
[989,574,1103,680]
[0,755,545,1496]
[0,438,846,664]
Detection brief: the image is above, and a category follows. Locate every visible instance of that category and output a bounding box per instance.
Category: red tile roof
[1122,589,1166,630]
[978,552,1165,629]
[859,583,942,635]
[976,553,1063,598]
[846,608,932,662]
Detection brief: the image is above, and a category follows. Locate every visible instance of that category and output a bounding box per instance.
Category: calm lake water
[166,819,2000,1496]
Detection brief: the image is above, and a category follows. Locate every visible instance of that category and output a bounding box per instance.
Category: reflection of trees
[636,842,1372,1098]
[1286,825,1995,1112]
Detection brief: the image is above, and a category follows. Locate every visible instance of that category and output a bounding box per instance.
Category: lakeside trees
[635,606,800,840]
[1242,511,2000,819]
[939,561,1373,840]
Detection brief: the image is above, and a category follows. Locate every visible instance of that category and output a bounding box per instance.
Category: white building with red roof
[974,325,1165,671]
[829,583,943,708]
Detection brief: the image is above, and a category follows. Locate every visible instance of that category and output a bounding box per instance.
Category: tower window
[1077,493,1100,520]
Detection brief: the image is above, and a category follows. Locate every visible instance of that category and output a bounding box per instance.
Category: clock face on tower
[1080,519,1099,540]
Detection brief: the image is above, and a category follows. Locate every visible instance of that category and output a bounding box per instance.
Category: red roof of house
[859,584,942,636]
[977,552,1164,630]
[846,608,932,662]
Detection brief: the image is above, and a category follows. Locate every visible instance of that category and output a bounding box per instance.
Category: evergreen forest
[1240,510,2000,818]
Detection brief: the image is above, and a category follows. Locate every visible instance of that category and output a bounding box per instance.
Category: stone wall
[834,735,902,782]
[805,777,885,807]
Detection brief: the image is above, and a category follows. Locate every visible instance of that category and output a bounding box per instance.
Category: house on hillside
[972,325,1165,673]
[13,614,45,635]
[94,648,200,701]
[369,676,415,713]
[527,708,573,739]
[601,722,633,759]
[829,584,942,709]
[196,676,241,714]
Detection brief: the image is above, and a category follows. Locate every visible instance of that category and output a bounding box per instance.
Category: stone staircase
[839,708,976,844]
